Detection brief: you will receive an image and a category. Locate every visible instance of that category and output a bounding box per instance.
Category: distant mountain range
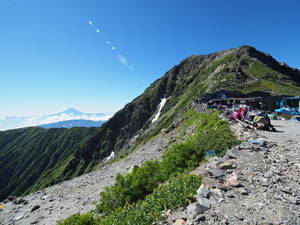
[38,119,105,129]
[0,108,113,131]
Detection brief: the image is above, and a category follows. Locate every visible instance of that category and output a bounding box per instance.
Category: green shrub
[57,213,97,225]
[195,119,241,157]
[100,174,201,225]
[95,160,164,216]
[160,140,198,177]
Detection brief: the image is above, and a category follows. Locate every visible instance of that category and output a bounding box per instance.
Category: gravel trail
[257,120,300,143]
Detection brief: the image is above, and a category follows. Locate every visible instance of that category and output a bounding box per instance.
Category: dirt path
[257,120,300,143]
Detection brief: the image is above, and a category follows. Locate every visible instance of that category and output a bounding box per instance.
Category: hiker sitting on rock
[234,110,242,120]
[253,113,276,131]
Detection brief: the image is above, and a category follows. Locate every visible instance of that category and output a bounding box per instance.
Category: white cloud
[39,113,113,125]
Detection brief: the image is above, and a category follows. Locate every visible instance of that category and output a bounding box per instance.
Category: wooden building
[204,90,292,112]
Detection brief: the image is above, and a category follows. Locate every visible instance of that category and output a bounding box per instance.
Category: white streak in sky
[117,54,128,65]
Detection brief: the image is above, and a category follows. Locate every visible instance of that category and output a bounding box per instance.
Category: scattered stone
[227,148,239,159]
[14,214,25,221]
[239,188,249,196]
[284,196,299,205]
[264,171,274,178]
[202,177,217,189]
[195,214,206,222]
[6,196,16,203]
[196,184,210,199]
[13,198,28,205]
[206,167,225,179]
[218,197,225,203]
[31,205,40,212]
[210,210,217,217]
[173,218,186,225]
[167,211,187,224]
[187,202,204,219]
[211,188,222,197]
[225,172,240,187]
[280,188,292,195]
[217,184,231,191]
[217,160,237,170]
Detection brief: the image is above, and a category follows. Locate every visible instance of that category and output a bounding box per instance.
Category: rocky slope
[166,120,300,224]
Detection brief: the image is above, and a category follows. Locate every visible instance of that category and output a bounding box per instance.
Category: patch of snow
[152,97,168,123]
[106,151,115,161]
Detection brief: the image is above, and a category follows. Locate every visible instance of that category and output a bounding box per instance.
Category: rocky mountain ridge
[58,45,300,184]
[38,119,104,129]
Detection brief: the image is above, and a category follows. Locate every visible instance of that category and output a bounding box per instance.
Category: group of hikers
[222,105,276,131]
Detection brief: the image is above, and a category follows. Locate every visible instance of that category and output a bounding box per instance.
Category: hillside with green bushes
[0,127,97,201]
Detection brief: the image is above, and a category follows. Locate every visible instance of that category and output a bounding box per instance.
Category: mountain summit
[59,108,84,116]
[52,45,300,181]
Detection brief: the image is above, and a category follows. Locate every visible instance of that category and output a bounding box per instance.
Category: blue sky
[1,0,300,116]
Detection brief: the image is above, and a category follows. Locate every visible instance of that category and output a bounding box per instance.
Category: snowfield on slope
[152,97,167,123]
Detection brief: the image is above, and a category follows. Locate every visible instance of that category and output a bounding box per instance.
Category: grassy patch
[98,174,201,225]
[57,174,201,225]
[246,60,277,78]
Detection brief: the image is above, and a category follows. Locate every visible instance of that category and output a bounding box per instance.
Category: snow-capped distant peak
[63,108,82,114]
[0,108,114,131]
[54,108,84,116]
